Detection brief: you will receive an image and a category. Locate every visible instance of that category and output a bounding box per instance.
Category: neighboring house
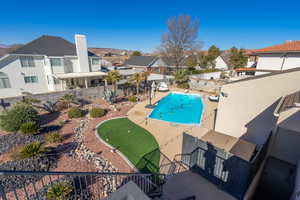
[252,40,300,75]
[124,56,174,73]
[214,55,229,70]
[0,34,106,98]
[124,56,160,69]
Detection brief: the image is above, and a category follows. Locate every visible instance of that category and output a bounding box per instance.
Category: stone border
[95,116,138,171]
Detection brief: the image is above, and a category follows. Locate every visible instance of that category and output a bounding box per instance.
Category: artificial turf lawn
[97,118,160,173]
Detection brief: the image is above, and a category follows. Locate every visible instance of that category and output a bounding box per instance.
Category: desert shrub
[42,101,57,113]
[89,107,106,118]
[47,181,73,200]
[45,132,63,143]
[128,96,138,102]
[55,101,68,111]
[57,120,65,126]
[16,142,45,159]
[20,121,40,135]
[177,82,190,89]
[67,107,83,119]
[0,104,38,132]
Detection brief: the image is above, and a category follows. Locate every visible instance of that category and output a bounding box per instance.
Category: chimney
[75,34,90,72]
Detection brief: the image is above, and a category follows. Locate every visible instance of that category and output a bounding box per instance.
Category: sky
[1,0,300,52]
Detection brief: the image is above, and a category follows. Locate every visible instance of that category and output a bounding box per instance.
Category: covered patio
[55,71,107,89]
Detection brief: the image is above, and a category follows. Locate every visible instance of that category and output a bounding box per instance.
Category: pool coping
[147,91,205,126]
[95,116,138,172]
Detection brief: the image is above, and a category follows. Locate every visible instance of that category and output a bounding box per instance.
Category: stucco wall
[0,55,49,98]
[215,56,228,70]
[0,85,122,111]
[215,69,300,146]
[256,53,300,71]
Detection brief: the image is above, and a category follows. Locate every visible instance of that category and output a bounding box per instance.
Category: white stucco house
[214,55,229,70]
[252,40,300,75]
[0,34,106,98]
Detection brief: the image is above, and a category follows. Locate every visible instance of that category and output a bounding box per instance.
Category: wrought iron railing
[0,170,166,200]
[174,146,230,182]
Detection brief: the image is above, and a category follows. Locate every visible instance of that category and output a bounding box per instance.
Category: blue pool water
[149,92,204,125]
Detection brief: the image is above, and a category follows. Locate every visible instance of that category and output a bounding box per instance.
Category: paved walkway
[127,88,218,160]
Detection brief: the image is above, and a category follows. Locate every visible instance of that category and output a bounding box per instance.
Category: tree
[159,15,201,70]
[59,94,76,108]
[141,71,150,83]
[131,73,144,94]
[131,51,142,56]
[206,45,221,68]
[105,70,121,93]
[197,51,209,68]
[228,47,248,69]
[185,55,198,68]
[174,69,189,89]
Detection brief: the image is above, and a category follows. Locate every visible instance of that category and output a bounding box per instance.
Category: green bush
[47,181,73,200]
[128,96,138,102]
[20,121,40,135]
[17,142,45,160]
[0,104,38,132]
[178,82,190,89]
[45,132,63,143]
[67,107,83,119]
[89,107,106,118]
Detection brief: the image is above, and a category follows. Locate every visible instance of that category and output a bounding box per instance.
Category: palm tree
[59,94,76,108]
[105,70,121,94]
[141,71,150,83]
[123,81,132,96]
[131,72,144,94]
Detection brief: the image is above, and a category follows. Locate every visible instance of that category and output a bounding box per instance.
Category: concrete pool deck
[127,88,218,160]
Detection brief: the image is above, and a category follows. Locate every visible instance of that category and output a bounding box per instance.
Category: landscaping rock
[0,133,44,154]
[0,154,58,191]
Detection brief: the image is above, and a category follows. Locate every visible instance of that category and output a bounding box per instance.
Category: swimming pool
[149,92,204,125]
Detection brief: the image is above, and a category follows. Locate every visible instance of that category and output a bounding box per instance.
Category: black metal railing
[0,170,166,200]
[174,146,230,182]
[135,148,187,176]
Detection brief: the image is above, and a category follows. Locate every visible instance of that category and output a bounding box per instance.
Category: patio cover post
[84,78,88,88]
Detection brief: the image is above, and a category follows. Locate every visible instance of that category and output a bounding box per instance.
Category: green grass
[98,118,160,173]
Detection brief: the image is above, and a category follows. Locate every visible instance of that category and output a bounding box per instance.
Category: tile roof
[123,56,158,67]
[11,35,96,57]
[252,40,300,54]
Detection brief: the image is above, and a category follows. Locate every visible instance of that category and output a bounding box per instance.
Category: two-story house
[0,34,106,98]
[251,40,300,75]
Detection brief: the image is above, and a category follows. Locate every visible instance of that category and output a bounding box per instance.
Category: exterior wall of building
[256,53,300,72]
[282,53,300,70]
[151,58,166,68]
[215,56,228,70]
[0,55,49,98]
[271,127,300,165]
[215,69,300,146]
[256,54,284,71]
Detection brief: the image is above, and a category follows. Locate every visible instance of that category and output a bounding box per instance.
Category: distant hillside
[88,47,133,57]
[0,44,23,57]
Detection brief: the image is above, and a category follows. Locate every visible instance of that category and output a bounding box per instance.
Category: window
[50,58,62,66]
[24,76,38,84]
[91,58,100,65]
[0,72,11,89]
[20,56,35,67]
